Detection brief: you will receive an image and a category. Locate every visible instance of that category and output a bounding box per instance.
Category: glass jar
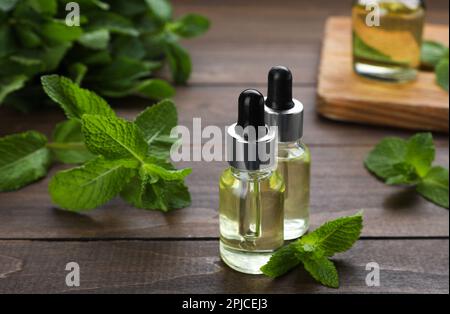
[352,0,426,82]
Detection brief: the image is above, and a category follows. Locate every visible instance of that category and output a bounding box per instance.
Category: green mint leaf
[405,133,435,178]
[353,33,392,64]
[91,57,152,83]
[98,78,174,100]
[108,0,146,15]
[0,24,16,57]
[166,41,192,84]
[78,29,110,50]
[49,120,95,164]
[82,114,148,161]
[436,57,449,92]
[40,21,83,43]
[417,166,449,209]
[141,163,191,181]
[421,41,448,68]
[15,25,42,48]
[41,75,115,119]
[365,137,408,180]
[87,11,139,36]
[9,55,42,66]
[0,0,19,12]
[28,0,57,15]
[68,63,88,85]
[81,50,112,66]
[0,131,51,191]
[365,133,435,184]
[171,14,210,38]
[0,75,28,104]
[148,135,179,159]
[298,211,363,257]
[135,79,175,100]
[121,157,191,211]
[300,254,339,289]
[87,0,110,10]
[145,0,172,21]
[384,162,419,185]
[135,99,178,143]
[39,43,72,72]
[260,243,302,278]
[49,157,136,211]
[121,176,191,212]
[111,36,146,60]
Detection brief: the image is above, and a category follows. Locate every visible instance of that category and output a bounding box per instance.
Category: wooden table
[0,0,448,294]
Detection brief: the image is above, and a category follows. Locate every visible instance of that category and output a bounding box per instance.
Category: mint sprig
[0,75,191,212]
[261,212,364,288]
[365,133,449,209]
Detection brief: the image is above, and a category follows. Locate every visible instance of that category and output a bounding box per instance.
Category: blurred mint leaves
[0,75,191,212]
[365,133,449,209]
[421,40,449,92]
[0,0,210,110]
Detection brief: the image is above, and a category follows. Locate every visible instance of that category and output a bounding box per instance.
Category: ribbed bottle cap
[227,89,276,171]
[265,66,304,143]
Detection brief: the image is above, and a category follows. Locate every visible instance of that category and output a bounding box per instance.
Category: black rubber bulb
[266,66,295,111]
[237,89,265,137]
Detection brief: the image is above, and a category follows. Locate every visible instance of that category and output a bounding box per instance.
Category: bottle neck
[230,166,273,181]
[277,138,307,159]
[278,138,303,150]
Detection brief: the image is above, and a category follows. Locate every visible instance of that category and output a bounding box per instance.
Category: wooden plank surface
[2,86,449,147]
[0,0,448,294]
[317,18,449,132]
[173,0,450,85]
[0,240,447,293]
[0,145,447,239]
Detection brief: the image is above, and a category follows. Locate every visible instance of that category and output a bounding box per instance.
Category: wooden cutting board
[317,17,449,133]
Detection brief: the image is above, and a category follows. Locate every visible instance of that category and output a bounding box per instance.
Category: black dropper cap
[266,66,295,111]
[237,89,265,137]
[227,89,276,171]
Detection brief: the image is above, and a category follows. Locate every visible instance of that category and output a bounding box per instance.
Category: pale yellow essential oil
[352,0,426,82]
[219,167,285,275]
[277,140,311,240]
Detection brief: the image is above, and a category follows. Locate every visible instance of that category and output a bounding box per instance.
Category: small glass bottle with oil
[352,0,426,82]
[265,66,311,240]
[219,89,285,275]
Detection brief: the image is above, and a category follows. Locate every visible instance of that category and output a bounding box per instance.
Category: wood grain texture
[0,145,447,239]
[0,0,448,294]
[172,0,449,85]
[0,240,447,293]
[1,86,449,147]
[317,17,449,132]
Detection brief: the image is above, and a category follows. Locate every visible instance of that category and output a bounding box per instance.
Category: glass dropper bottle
[219,89,285,275]
[265,66,311,240]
